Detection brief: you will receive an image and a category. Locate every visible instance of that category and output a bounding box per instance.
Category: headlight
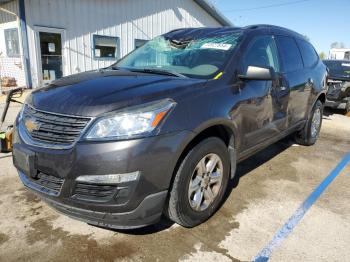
[85,99,176,140]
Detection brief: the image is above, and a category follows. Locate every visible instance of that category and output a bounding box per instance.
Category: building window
[5,28,20,57]
[93,35,119,59]
[345,51,350,60]
[134,39,148,49]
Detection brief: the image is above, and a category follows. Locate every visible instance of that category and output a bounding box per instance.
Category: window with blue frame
[93,35,119,59]
[5,28,20,57]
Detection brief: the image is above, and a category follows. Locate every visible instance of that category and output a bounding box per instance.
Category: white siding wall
[0,0,18,23]
[0,0,26,88]
[24,0,222,88]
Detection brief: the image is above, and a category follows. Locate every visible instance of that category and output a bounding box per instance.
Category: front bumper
[19,171,167,229]
[13,124,193,228]
[325,80,350,109]
[325,99,348,109]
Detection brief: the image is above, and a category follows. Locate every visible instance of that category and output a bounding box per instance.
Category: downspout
[18,0,32,88]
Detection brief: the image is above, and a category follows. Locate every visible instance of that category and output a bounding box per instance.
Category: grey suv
[13,25,327,229]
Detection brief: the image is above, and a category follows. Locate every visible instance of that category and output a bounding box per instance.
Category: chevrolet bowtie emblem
[24,118,41,133]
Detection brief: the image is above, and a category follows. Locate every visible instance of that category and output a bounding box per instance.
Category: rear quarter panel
[307,60,328,114]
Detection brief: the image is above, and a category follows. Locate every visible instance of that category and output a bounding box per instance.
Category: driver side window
[243,35,280,73]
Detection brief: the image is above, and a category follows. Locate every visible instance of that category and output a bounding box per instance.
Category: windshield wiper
[130,68,187,78]
[110,65,121,70]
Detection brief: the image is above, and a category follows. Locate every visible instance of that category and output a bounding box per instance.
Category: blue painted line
[253,151,350,262]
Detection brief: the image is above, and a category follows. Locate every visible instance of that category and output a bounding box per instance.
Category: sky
[210,0,350,54]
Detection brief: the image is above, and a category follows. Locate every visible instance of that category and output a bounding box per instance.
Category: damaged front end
[327,80,350,101]
[324,60,350,112]
[325,79,350,111]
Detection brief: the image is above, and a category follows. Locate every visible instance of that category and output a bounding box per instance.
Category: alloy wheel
[188,153,223,212]
[311,108,321,138]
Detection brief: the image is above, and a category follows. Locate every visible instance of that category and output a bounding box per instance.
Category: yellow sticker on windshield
[213,72,223,80]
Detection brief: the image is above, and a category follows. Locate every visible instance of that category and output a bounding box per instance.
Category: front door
[38,31,63,85]
[239,35,289,150]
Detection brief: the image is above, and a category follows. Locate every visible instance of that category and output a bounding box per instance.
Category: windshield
[324,60,350,77]
[115,33,242,79]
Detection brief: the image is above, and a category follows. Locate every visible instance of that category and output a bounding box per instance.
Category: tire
[295,100,323,146]
[165,137,231,228]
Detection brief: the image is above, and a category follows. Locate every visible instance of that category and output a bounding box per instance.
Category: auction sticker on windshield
[201,43,232,50]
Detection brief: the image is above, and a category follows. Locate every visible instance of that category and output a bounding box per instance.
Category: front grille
[73,183,118,202]
[22,105,91,146]
[32,172,64,196]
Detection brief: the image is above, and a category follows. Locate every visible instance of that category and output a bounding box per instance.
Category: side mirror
[238,66,276,81]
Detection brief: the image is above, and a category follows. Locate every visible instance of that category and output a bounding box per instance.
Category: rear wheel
[295,100,323,146]
[165,137,231,228]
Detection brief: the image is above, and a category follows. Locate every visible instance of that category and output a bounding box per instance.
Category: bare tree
[331,42,346,49]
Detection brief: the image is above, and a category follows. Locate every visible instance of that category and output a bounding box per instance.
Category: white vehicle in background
[329,48,350,60]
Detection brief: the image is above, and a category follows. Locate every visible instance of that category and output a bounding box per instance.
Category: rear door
[275,36,309,125]
[296,38,320,105]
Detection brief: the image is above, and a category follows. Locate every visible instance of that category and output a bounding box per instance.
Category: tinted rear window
[297,39,319,68]
[276,36,303,73]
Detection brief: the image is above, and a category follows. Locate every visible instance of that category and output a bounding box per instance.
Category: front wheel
[165,137,231,228]
[295,100,323,146]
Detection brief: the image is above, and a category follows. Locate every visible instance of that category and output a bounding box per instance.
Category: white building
[329,48,350,60]
[0,0,231,90]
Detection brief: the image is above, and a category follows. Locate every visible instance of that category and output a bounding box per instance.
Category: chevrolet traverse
[13,25,327,229]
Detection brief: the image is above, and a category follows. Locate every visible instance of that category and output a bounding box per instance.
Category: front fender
[192,117,239,145]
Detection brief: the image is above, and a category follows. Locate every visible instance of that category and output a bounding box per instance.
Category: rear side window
[276,36,303,73]
[297,39,319,68]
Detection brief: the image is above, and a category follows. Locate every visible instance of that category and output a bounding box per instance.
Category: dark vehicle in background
[345,52,350,61]
[13,25,327,229]
[323,60,350,113]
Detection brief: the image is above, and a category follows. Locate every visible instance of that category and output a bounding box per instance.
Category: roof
[0,0,232,27]
[193,0,232,27]
[242,24,305,39]
[164,27,240,42]
[165,25,305,42]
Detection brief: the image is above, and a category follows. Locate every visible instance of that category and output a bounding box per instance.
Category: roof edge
[193,0,232,27]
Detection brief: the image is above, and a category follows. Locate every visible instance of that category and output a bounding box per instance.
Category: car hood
[27,69,206,117]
